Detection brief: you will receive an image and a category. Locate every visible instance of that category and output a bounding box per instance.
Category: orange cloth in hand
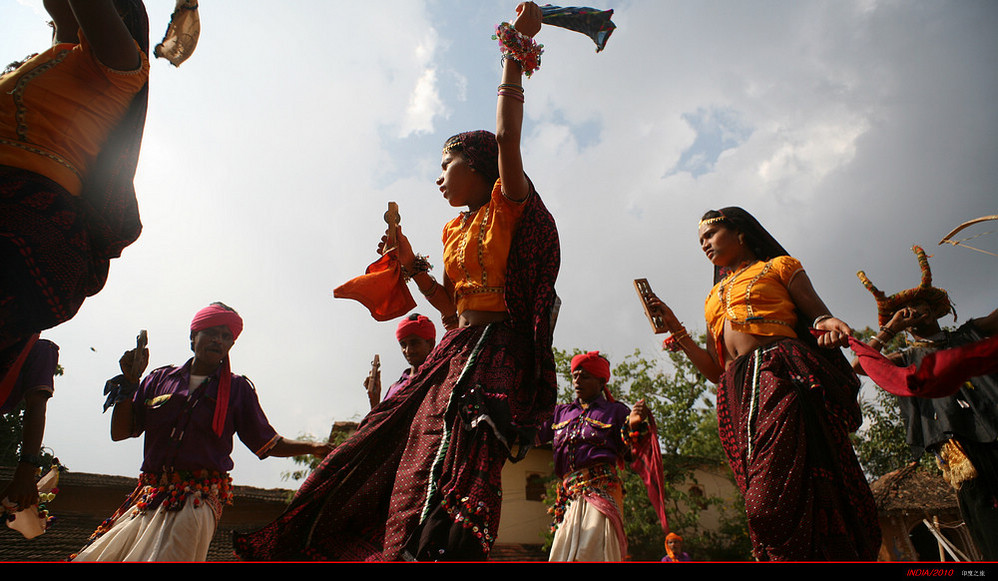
[334,252,416,322]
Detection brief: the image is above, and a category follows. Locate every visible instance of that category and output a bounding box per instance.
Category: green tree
[548,345,751,561]
[281,427,352,485]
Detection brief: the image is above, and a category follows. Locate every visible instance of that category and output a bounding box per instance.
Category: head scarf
[699,207,790,284]
[857,245,955,327]
[442,130,500,187]
[665,532,683,561]
[396,313,435,342]
[190,303,243,437]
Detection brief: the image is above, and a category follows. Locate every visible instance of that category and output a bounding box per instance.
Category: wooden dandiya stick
[130,329,148,380]
[382,202,400,255]
[633,278,668,334]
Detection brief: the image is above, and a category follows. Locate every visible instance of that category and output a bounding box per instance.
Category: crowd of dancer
[2,0,996,564]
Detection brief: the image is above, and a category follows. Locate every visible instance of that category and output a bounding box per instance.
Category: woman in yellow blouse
[646,207,879,561]
[235,2,560,562]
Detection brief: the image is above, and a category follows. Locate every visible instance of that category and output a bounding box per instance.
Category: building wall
[496,446,554,545]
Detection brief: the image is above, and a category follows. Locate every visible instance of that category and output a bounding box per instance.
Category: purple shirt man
[540,395,631,478]
[130,360,279,473]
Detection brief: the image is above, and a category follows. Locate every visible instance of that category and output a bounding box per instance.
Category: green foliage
[550,345,751,561]
[281,428,352,489]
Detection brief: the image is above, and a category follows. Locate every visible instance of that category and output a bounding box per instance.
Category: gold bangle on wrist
[419,276,439,297]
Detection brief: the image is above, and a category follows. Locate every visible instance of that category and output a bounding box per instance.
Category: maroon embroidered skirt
[1,166,108,368]
[717,338,881,561]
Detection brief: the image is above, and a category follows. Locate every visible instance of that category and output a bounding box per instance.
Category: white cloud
[399,67,444,137]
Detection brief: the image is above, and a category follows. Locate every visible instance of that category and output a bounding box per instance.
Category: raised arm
[109,345,148,441]
[62,0,142,71]
[495,2,542,203]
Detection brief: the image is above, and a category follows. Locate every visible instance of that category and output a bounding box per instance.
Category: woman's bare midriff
[721,321,785,367]
[459,310,510,327]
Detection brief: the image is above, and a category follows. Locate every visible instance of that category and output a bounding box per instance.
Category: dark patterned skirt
[233,322,533,561]
[717,338,881,561]
[0,166,110,374]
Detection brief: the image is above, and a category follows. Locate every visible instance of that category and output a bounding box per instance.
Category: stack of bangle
[401,254,432,283]
[662,326,689,353]
[493,22,543,77]
[497,83,524,102]
[869,325,897,348]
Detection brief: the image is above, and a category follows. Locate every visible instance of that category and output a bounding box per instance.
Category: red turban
[396,314,435,342]
[570,351,610,381]
[190,304,243,437]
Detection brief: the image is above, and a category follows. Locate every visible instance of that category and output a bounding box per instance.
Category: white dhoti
[549,495,624,561]
[73,497,219,561]
[73,472,229,562]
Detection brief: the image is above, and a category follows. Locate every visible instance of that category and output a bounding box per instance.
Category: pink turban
[190,304,243,437]
[570,351,610,381]
[191,304,244,340]
[396,314,435,342]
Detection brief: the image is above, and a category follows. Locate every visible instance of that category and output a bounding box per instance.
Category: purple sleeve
[18,340,58,397]
[0,340,58,414]
[536,404,564,445]
[232,377,280,458]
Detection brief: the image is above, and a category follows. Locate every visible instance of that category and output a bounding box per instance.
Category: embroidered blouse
[704,255,805,363]
[0,32,149,196]
[442,178,526,313]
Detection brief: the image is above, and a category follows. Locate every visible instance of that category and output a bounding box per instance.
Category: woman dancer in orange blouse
[646,207,879,561]
[235,2,560,561]
[1,0,150,380]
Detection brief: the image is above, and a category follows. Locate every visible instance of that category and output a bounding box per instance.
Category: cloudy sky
[3,0,996,490]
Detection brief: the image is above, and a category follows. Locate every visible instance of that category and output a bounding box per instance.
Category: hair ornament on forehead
[698,215,726,228]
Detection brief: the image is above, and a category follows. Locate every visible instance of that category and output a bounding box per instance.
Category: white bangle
[813,314,833,327]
